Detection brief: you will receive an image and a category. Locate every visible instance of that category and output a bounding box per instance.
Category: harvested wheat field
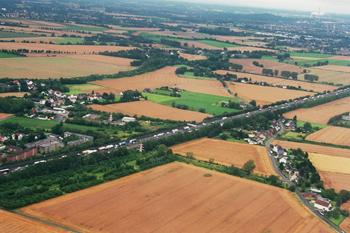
[226,82,312,106]
[284,97,350,124]
[313,65,350,73]
[179,53,206,60]
[215,70,335,93]
[0,113,13,120]
[302,68,350,86]
[62,55,135,66]
[171,138,276,176]
[21,162,332,233]
[318,171,350,193]
[329,56,350,61]
[306,126,350,147]
[0,56,136,79]
[273,140,350,159]
[0,42,134,55]
[229,59,303,74]
[91,66,232,97]
[0,92,29,98]
[0,209,67,232]
[309,152,350,174]
[90,101,212,122]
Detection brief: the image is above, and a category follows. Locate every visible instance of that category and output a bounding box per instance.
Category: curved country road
[265,121,343,233]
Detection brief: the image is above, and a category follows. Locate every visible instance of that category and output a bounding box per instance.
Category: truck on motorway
[106,145,114,150]
[172,129,178,133]
[183,126,190,130]
[98,146,106,151]
[0,168,9,174]
[129,139,137,144]
[119,141,127,146]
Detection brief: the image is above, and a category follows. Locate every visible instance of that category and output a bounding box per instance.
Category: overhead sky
[182,0,350,14]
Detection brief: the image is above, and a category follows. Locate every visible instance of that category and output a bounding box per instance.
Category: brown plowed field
[21,162,332,233]
[91,66,232,97]
[309,152,350,174]
[273,140,350,159]
[0,56,136,79]
[0,42,134,54]
[171,138,277,176]
[215,70,336,93]
[340,217,350,233]
[179,53,206,60]
[0,210,67,232]
[319,171,350,193]
[229,59,303,74]
[90,101,212,122]
[284,97,350,124]
[301,68,350,85]
[225,82,312,106]
[148,31,211,39]
[0,92,29,97]
[0,113,13,120]
[329,56,350,61]
[306,126,350,146]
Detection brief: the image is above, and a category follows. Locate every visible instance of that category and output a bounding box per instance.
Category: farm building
[7,147,38,162]
[122,117,136,122]
[314,196,332,212]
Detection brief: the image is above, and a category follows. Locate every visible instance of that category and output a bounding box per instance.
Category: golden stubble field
[284,97,350,124]
[90,66,232,97]
[215,70,336,93]
[318,171,350,193]
[0,92,29,98]
[306,126,350,147]
[179,53,207,61]
[171,138,277,176]
[0,113,13,120]
[301,68,350,86]
[21,162,332,233]
[229,59,304,74]
[0,55,136,79]
[0,210,67,232]
[90,101,212,122]
[308,152,350,175]
[225,82,312,106]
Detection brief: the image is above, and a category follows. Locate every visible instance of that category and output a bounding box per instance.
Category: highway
[265,121,343,233]
[1,87,349,232]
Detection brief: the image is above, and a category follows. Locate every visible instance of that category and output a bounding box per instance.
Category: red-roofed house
[314,196,332,212]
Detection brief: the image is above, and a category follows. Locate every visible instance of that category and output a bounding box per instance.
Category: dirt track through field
[171,138,277,176]
[0,209,68,232]
[21,162,332,233]
[284,97,350,124]
[90,101,212,122]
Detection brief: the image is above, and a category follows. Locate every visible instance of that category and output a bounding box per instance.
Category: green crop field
[157,90,240,115]
[196,40,241,48]
[0,117,98,131]
[53,37,84,44]
[291,58,350,67]
[66,84,105,95]
[281,131,306,140]
[289,53,334,58]
[142,92,179,103]
[180,72,213,80]
[0,52,21,58]
[296,121,327,129]
[63,24,107,32]
[0,31,41,38]
[261,56,279,62]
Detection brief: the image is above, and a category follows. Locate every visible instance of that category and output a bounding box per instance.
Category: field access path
[265,122,343,233]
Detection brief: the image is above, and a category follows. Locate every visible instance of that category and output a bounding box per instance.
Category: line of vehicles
[1,87,350,175]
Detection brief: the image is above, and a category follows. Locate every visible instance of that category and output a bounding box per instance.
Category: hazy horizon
[174,0,350,15]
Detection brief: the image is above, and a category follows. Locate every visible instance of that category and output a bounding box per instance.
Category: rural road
[0,208,80,233]
[265,121,343,233]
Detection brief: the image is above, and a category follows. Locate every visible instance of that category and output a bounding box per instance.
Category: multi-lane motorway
[1,87,349,232]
